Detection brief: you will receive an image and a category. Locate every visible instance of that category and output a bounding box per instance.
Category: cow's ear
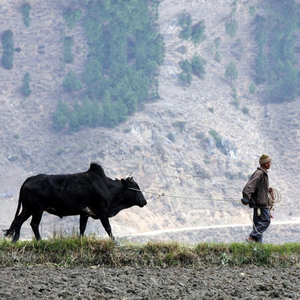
[121,179,128,187]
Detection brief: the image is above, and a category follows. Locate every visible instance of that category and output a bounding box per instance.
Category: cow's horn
[126,172,132,178]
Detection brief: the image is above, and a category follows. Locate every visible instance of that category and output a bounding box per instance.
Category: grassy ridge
[1,236,300,268]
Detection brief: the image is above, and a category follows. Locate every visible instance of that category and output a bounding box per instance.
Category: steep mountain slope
[0,0,299,242]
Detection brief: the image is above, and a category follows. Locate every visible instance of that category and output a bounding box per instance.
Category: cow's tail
[2,184,24,237]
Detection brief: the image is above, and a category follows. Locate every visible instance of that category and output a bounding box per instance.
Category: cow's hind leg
[11,210,31,242]
[30,211,43,241]
[99,215,115,242]
[79,214,88,236]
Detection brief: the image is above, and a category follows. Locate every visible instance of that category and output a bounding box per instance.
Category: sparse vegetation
[1,237,300,268]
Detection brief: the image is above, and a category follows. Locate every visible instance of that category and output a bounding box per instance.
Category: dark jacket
[242,167,269,208]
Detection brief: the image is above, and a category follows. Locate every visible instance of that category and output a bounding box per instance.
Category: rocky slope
[0,0,299,243]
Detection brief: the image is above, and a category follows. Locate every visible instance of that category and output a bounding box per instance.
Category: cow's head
[121,177,147,208]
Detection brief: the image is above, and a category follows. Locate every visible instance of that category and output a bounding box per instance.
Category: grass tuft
[1,236,300,268]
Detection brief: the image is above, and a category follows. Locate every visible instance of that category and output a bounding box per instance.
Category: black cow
[4,163,147,242]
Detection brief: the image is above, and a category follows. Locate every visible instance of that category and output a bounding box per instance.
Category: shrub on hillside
[1,30,14,70]
[21,72,32,97]
[21,3,32,27]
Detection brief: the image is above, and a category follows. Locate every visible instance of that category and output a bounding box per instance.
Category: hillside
[0,0,300,243]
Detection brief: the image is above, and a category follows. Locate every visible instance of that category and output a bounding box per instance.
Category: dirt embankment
[1,266,300,299]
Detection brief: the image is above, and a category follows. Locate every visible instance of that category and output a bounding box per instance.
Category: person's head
[259,154,271,170]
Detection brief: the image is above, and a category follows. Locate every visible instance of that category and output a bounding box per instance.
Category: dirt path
[1,266,299,299]
[122,220,300,237]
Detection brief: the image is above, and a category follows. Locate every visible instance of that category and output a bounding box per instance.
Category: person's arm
[242,171,262,202]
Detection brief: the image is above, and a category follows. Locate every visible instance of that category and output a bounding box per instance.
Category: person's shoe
[246,236,256,243]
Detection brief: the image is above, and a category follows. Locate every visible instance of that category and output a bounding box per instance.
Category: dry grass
[1,236,300,268]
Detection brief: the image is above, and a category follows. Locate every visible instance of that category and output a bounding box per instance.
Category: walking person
[241,154,272,243]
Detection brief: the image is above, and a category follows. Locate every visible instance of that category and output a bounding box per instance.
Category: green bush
[231,38,244,61]
[191,55,206,79]
[214,51,222,62]
[63,71,82,92]
[167,132,175,142]
[172,121,186,132]
[178,12,192,29]
[21,72,32,97]
[241,107,249,115]
[178,12,192,40]
[225,19,238,38]
[225,62,238,82]
[209,129,222,145]
[249,83,256,94]
[214,37,221,49]
[179,27,192,40]
[179,59,192,73]
[21,3,32,27]
[63,37,74,64]
[191,21,206,44]
[1,30,14,70]
[178,13,206,45]
[63,8,82,30]
[249,6,256,17]
[178,71,192,86]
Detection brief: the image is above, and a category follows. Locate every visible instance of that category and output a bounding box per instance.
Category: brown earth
[1,266,300,299]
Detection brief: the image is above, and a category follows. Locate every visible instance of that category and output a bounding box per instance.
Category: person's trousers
[250,207,271,243]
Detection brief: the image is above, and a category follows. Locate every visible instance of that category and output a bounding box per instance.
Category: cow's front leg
[99,215,115,241]
[79,214,89,236]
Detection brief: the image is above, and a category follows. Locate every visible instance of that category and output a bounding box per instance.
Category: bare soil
[1,266,300,299]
